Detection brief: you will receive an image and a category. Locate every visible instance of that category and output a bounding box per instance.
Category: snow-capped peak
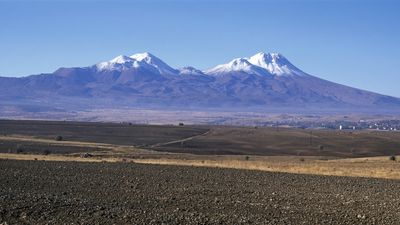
[96,51,306,77]
[96,55,140,71]
[205,58,271,76]
[109,55,133,64]
[205,52,307,77]
[96,52,178,76]
[178,66,205,76]
[247,52,305,76]
[130,52,178,75]
[130,52,153,61]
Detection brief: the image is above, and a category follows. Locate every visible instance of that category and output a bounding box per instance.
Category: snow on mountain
[130,52,178,76]
[96,52,178,76]
[247,52,306,76]
[96,51,305,77]
[109,55,132,64]
[205,58,272,76]
[96,55,140,71]
[204,52,307,77]
[178,66,205,76]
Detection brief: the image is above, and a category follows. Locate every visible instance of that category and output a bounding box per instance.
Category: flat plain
[1,119,400,224]
[2,120,400,157]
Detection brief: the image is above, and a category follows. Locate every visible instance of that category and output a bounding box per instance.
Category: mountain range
[1,52,399,112]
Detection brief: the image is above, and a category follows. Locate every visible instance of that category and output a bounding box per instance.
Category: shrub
[80,153,93,158]
[245,156,250,161]
[16,144,24,154]
[179,122,184,126]
[299,158,305,162]
[55,136,63,141]
[43,149,51,155]
[390,155,396,161]
[319,145,324,151]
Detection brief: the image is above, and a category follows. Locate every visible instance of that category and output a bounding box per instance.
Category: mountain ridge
[1,52,399,112]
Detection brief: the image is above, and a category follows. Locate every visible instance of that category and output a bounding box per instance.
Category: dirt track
[1,159,400,225]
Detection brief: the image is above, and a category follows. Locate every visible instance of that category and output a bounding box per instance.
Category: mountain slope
[0,52,399,111]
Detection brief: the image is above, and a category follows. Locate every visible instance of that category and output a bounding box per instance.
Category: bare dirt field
[0,120,209,147]
[155,126,400,157]
[1,159,400,224]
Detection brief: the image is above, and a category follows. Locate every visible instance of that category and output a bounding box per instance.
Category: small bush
[245,156,250,161]
[55,136,63,141]
[299,158,305,162]
[43,149,51,155]
[80,153,93,158]
[16,144,24,154]
[389,155,396,161]
[179,122,184,126]
[319,145,324,151]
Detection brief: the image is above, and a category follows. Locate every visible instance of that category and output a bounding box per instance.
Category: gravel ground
[1,159,400,224]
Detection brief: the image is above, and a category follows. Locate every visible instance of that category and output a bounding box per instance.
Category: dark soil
[0,139,103,155]
[0,120,208,146]
[1,159,400,224]
[156,127,400,157]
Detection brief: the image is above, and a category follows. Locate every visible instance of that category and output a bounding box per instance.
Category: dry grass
[1,152,400,180]
[0,135,115,149]
[0,153,118,163]
[131,156,400,180]
[0,135,158,155]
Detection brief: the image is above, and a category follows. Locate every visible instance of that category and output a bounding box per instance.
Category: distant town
[264,119,400,131]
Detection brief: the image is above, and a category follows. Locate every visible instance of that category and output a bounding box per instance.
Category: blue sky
[1,0,400,97]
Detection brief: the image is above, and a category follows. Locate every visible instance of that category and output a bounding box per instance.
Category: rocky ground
[1,159,400,224]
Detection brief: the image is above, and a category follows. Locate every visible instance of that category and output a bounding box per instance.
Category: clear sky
[1,0,400,97]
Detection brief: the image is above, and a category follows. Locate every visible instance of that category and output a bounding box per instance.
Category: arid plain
[1,120,400,224]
